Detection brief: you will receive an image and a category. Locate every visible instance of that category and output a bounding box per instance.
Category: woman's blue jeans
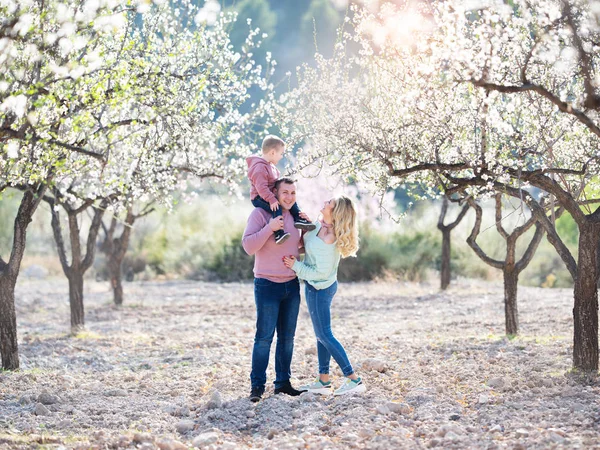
[251,277,301,390]
[305,281,354,377]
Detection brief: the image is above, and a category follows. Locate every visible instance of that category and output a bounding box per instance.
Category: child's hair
[331,196,359,258]
[262,135,285,153]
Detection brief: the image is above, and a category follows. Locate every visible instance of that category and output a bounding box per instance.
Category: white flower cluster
[274,0,600,208]
[1,0,274,212]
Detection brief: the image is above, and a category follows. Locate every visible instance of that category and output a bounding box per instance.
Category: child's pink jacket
[246,156,280,204]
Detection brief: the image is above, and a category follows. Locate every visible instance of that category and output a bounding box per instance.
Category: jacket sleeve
[242,210,273,255]
[292,256,330,281]
[251,165,277,204]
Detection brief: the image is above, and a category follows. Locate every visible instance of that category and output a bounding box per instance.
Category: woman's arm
[283,250,334,280]
[292,259,329,280]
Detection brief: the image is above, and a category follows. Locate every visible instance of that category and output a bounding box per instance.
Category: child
[247,135,315,244]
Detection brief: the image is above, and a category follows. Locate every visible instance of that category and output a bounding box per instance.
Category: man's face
[276,182,297,211]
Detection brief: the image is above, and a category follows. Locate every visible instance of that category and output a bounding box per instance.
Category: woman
[283,195,365,396]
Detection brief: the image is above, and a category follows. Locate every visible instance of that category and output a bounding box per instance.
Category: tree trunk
[0,275,19,370]
[503,269,519,336]
[108,258,124,306]
[0,186,46,370]
[441,229,451,290]
[50,198,107,333]
[67,271,85,334]
[438,197,469,291]
[573,224,600,372]
[103,209,136,306]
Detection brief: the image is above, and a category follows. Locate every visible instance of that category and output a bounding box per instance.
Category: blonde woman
[283,195,365,396]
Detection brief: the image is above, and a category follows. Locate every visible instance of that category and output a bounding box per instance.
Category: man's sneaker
[249,386,264,403]
[333,377,366,396]
[298,378,332,395]
[294,218,316,231]
[275,232,291,245]
[274,381,303,396]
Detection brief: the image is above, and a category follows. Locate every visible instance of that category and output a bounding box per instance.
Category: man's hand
[283,255,296,268]
[269,216,284,232]
[269,200,280,211]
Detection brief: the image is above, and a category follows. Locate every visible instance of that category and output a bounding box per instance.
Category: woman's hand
[283,255,296,268]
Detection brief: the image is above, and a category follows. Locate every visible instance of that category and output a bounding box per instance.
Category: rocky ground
[0,278,599,449]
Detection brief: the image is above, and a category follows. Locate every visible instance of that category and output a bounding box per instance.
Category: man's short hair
[262,135,285,153]
[274,177,296,190]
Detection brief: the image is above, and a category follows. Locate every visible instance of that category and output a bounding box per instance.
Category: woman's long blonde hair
[331,196,359,258]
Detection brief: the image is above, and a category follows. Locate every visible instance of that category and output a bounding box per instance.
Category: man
[242,177,304,402]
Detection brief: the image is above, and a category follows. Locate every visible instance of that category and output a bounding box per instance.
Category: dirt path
[0,278,598,449]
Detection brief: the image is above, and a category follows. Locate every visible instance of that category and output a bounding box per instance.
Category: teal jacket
[292,221,340,290]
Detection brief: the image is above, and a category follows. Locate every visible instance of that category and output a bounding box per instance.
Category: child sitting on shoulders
[246,135,315,244]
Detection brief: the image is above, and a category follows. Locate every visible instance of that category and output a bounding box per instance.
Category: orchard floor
[1,278,599,449]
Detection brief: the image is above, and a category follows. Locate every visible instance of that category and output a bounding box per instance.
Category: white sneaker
[334,377,366,396]
[298,378,332,395]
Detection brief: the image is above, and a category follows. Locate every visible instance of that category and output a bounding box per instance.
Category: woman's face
[321,198,335,216]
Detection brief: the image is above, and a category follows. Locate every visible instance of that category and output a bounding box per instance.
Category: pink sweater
[246,156,280,204]
[242,208,301,282]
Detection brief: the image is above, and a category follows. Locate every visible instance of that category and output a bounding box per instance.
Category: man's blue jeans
[251,277,301,390]
[305,281,354,377]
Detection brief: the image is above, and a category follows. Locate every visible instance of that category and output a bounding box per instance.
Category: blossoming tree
[275,0,600,371]
[0,0,129,370]
[0,0,273,368]
[466,194,549,336]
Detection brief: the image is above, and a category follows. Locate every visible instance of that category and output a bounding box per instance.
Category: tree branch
[494,193,510,239]
[437,196,448,230]
[445,175,578,280]
[7,184,46,278]
[511,204,541,239]
[466,199,505,270]
[500,185,577,280]
[50,202,71,275]
[82,200,108,271]
[92,119,151,137]
[515,223,545,273]
[391,162,470,177]
[469,79,600,138]
[447,203,469,231]
[1,127,106,162]
[563,1,600,109]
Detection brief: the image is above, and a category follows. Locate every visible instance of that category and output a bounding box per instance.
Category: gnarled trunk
[438,197,469,291]
[0,186,46,370]
[467,196,546,338]
[108,258,124,306]
[0,274,19,370]
[50,196,107,333]
[440,229,451,290]
[101,208,136,306]
[67,271,85,334]
[573,224,600,371]
[503,268,519,336]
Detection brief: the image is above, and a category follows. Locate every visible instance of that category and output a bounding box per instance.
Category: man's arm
[242,210,274,255]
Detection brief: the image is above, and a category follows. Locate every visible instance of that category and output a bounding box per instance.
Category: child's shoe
[298,378,332,395]
[294,218,316,231]
[333,377,366,396]
[275,231,291,245]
